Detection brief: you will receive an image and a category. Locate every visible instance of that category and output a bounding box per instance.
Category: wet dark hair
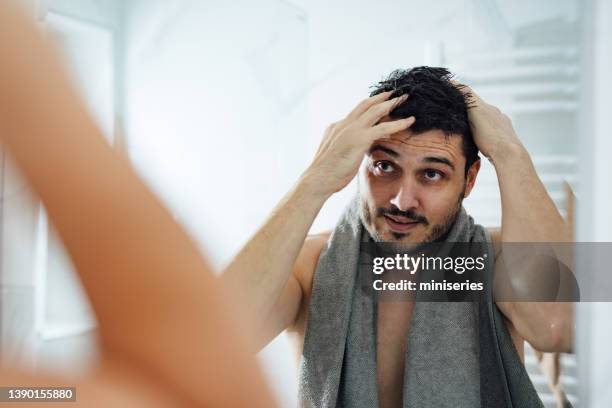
[369,66,479,173]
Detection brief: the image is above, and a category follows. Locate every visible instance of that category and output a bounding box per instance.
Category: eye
[423,169,443,181]
[374,160,396,175]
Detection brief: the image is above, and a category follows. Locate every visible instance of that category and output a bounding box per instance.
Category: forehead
[372,117,463,163]
[370,130,465,164]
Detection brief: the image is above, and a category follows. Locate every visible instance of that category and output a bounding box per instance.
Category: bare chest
[376,300,414,408]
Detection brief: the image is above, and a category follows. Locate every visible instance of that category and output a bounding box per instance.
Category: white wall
[124,0,308,265]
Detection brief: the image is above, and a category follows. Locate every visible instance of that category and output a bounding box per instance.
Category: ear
[463,159,481,198]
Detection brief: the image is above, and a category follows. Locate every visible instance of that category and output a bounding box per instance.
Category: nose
[389,181,420,212]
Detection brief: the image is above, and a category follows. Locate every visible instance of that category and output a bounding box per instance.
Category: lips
[383,214,420,232]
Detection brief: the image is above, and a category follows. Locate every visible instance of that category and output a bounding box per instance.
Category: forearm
[492,143,566,242]
[221,174,329,322]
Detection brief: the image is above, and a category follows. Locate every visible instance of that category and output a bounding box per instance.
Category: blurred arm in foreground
[0,2,275,407]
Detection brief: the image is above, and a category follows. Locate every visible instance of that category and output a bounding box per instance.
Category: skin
[0,2,276,407]
[223,84,575,406]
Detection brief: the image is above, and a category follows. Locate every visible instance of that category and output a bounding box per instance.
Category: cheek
[365,173,397,208]
[358,170,378,213]
[424,197,447,219]
[420,184,462,217]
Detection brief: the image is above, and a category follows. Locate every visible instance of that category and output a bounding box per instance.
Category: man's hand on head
[301,91,415,198]
[456,84,525,163]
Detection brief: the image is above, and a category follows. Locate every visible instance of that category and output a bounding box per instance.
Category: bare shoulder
[293,231,332,299]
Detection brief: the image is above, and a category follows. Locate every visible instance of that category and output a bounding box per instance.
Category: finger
[370,116,415,138]
[346,90,393,119]
[360,94,409,126]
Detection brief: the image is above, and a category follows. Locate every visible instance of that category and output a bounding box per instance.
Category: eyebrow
[423,156,455,171]
[369,145,456,171]
[368,145,399,158]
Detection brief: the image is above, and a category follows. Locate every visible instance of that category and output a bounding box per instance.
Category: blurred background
[0,0,610,406]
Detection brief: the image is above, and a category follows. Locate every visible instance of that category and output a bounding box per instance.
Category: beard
[421,197,463,242]
[359,186,465,243]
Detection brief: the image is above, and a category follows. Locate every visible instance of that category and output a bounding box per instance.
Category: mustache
[377,206,429,225]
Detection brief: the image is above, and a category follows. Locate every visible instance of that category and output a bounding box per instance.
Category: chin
[377,225,423,243]
[388,232,422,243]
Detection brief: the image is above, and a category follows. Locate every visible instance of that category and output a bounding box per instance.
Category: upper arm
[488,227,573,353]
[260,232,330,344]
[489,227,528,343]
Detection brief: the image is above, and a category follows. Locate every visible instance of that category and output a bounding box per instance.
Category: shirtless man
[223,67,574,407]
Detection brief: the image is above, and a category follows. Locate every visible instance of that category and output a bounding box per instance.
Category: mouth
[383,214,421,233]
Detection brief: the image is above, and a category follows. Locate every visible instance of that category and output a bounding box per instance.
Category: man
[223,67,574,407]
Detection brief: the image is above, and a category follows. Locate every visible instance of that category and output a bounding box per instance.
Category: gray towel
[298,197,544,408]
